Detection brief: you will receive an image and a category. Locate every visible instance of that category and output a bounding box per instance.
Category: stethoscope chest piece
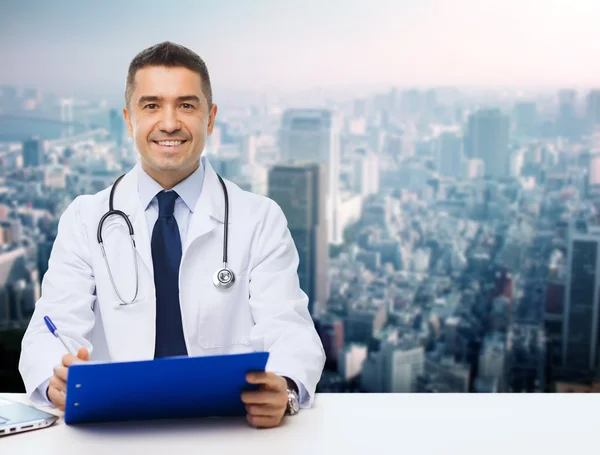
[213,266,235,290]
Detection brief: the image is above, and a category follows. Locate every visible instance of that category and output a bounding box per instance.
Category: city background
[1,0,600,394]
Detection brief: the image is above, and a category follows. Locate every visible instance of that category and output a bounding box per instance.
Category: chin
[153,157,196,173]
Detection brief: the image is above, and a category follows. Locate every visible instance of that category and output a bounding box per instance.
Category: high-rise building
[210,149,243,181]
[279,109,342,244]
[587,90,600,129]
[22,136,44,167]
[315,314,344,368]
[240,134,257,166]
[505,323,545,392]
[562,226,600,378]
[267,162,329,315]
[353,147,379,196]
[545,278,565,371]
[436,132,463,178]
[478,332,507,383]
[338,344,368,381]
[401,89,421,117]
[37,238,55,283]
[464,109,510,179]
[514,102,537,137]
[381,340,425,393]
[109,108,124,147]
[588,152,600,193]
[360,336,425,393]
[344,300,388,343]
[0,247,31,328]
[557,89,578,139]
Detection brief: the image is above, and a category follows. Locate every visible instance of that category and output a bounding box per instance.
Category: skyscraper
[514,102,537,137]
[353,147,379,196]
[464,109,510,179]
[279,109,342,244]
[109,108,124,147]
[587,90,600,129]
[240,134,257,166]
[557,89,578,139]
[22,136,44,168]
[268,162,328,315]
[562,226,600,378]
[436,132,463,178]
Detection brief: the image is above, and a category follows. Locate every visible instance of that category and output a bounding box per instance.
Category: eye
[144,104,158,109]
[181,103,194,109]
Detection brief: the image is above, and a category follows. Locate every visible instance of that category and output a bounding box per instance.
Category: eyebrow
[137,95,202,106]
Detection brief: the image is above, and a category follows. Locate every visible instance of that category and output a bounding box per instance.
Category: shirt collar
[137,158,205,213]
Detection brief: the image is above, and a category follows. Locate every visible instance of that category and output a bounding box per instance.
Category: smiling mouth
[153,140,187,148]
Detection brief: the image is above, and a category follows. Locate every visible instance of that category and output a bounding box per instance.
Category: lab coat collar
[183,155,232,252]
[113,155,232,262]
[193,155,230,224]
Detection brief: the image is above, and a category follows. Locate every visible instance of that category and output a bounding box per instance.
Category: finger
[247,414,281,429]
[241,390,281,406]
[49,375,66,394]
[246,372,286,391]
[77,347,90,361]
[53,364,68,382]
[48,385,66,411]
[245,404,283,417]
[62,354,79,367]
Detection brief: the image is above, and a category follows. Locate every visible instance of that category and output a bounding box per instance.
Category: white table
[1,392,596,454]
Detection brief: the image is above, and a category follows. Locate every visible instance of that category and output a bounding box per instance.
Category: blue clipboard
[64,352,269,425]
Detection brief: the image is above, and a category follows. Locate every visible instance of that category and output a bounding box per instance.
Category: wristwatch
[284,377,300,415]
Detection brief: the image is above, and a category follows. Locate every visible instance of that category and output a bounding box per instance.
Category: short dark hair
[125,41,212,109]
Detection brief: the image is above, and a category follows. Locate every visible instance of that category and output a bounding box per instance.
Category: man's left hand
[241,372,288,428]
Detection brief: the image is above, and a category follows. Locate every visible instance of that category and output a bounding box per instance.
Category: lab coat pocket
[98,297,156,361]
[195,269,254,350]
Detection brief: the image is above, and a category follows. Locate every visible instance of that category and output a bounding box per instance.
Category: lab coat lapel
[97,163,156,361]
[183,157,230,253]
[112,163,154,279]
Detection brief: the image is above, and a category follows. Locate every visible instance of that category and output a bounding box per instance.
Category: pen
[44,315,77,356]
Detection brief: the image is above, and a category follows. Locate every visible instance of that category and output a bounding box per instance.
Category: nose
[158,106,181,133]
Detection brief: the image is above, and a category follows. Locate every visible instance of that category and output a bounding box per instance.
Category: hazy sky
[1,0,599,101]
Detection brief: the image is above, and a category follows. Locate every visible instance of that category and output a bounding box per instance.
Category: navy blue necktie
[152,190,188,358]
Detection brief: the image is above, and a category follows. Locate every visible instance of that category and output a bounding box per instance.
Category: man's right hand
[48,347,89,411]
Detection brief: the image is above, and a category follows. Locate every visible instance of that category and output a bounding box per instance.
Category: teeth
[157,141,183,146]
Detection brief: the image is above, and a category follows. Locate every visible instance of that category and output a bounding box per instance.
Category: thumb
[77,347,90,361]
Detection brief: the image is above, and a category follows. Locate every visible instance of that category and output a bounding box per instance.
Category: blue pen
[44,316,77,356]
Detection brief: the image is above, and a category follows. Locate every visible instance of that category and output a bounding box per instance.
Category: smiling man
[19,41,325,429]
[124,57,215,189]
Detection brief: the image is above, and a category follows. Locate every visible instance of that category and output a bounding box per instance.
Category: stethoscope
[97,172,235,306]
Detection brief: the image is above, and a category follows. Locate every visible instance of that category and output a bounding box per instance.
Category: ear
[123,106,134,137]
[207,103,218,135]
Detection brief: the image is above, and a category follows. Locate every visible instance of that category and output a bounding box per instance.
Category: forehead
[132,66,205,101]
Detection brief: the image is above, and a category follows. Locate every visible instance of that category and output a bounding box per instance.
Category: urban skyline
[2,1,600,396]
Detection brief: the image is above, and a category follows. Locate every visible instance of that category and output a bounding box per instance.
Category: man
[19,41,325,429]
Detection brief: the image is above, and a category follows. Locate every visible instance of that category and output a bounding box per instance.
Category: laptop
[0,397,59,436]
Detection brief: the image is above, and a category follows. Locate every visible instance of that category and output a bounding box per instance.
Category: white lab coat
[19,157,325,407]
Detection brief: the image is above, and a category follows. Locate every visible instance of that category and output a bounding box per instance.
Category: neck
[142,160,200,190]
